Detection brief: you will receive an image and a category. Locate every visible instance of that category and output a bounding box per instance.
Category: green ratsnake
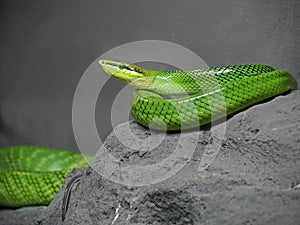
[99,60,297,130]
[0,61,297,207]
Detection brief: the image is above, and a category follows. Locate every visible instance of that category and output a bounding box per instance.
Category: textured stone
[35,91,300,225]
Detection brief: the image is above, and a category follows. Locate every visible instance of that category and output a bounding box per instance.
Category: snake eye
[118,65,137,71]
[128,64,143,74]
[117,64,143,75]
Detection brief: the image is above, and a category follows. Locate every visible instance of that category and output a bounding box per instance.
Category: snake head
[99,59,154,88]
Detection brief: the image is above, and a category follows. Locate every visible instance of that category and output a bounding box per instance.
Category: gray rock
[5,91,300,225]
[0,207,43,225]
[39,91,300,225]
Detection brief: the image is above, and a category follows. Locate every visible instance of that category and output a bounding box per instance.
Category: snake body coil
[0,146,91,207]
[99,60,297,130]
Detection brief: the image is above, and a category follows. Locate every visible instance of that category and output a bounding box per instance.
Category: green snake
[0,145,92,207]
[0,61,297,208]
[99,60,297,130]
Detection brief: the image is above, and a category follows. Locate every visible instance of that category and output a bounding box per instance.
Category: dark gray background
[0,0,299,150]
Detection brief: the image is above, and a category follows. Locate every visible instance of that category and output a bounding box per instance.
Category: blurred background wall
[0,0,299,150]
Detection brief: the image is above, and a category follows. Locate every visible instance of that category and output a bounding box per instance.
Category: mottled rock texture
[33,91,300,225]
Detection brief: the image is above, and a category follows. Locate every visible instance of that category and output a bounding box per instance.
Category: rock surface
[0,207,43,225]
[1,91,300,225]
